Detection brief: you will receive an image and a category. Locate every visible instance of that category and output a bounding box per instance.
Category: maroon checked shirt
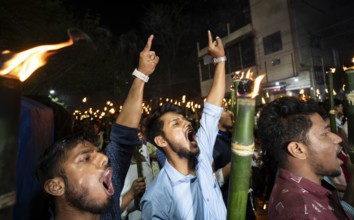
[268,168,352,220]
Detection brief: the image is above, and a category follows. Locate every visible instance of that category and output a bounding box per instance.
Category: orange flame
[0,39,74,82]
[251,74,266,98]
[238,68,266,99]
[343,57,354,71]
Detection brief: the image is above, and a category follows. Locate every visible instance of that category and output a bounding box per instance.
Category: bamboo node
[231,143,254,156]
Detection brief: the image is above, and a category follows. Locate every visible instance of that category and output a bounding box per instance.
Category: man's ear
[44,177,65,196]
[287,142,307,160]
[154,136,167,148]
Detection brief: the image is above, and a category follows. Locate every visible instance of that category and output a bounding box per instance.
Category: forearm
[205,62,225,107]
[215,162,231,187]
[116,77,145,128]
[120,191,135,212]
[222,162,231,181]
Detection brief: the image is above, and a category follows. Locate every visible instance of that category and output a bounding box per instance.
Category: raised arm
[205,30,226,107]
[116,35,159,127]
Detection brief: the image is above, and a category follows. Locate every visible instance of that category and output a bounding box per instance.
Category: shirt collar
[164,160,196,186]
[278,168,335,196]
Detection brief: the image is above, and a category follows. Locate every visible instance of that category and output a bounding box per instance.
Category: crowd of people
[34,31,354,220]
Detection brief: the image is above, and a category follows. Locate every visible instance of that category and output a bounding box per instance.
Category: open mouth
[186,127,196,143]
[102,167,114,196]
[336,146,343,158]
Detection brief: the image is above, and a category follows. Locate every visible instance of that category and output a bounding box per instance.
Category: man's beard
[308,150,341,178]
[165,137,199,161]
[62,174,113,214]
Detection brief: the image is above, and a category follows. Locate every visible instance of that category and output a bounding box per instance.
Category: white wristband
[213,56,227,64]
[132,68,149,82]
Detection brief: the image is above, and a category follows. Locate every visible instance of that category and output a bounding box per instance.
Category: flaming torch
[227,71,265,220]
[343,59,354,163]
[0,30,80,218]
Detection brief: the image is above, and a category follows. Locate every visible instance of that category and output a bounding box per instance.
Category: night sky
[67,0,146,36]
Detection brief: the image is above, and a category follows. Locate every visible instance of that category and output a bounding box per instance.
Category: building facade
[197,0,353,101]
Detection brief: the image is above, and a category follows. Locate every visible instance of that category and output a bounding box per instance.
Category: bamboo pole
[227,72,265,219]
[230,73,241,138]
[227,97,255,219]
[231,72,241,115]
[328,68,337,133]
[230,86,236,114]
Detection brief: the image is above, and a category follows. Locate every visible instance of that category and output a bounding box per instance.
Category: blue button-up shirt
[140,102,227,220]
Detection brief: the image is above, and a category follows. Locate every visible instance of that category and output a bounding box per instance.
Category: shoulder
[143,170,172,199]
[269,191,307,219]
[141,172,175,218]
[269,186,324,219]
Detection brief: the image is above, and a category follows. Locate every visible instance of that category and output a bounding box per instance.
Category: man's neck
[168,156,196,176]
[55,204,100,220]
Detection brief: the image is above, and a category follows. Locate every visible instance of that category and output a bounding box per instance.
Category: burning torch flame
[236,68,266,99]
[241,68,266,99]
[343,57,354,71]
[0,39,74,81]
[251,74,266,98]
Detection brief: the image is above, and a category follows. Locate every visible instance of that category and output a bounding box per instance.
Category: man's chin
[327,169,342,178]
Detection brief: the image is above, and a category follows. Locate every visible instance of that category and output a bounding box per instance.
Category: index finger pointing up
[143,34,154,52]
[208,30,213,46]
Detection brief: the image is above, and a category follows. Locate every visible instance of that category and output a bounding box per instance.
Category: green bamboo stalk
[328,70,337,133]
[344,69,354,163]
[230,78,241,137]
[227,98,256,220]
[231,75,241,116]
[230,86,236,113]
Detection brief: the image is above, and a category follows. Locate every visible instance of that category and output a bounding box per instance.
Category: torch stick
[230,72,241,116]
[227,74,265,220]
[134,145,143,207]
[328,68,337,133]
[230,86,236,113]
[134,146,143,178]
[344,68,354,163]
[230,73,241,139]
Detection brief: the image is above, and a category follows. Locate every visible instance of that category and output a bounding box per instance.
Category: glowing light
[262,97,266,104]
[0,39,74,81]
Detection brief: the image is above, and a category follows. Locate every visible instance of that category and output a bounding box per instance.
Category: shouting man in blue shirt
[141,31,227,220]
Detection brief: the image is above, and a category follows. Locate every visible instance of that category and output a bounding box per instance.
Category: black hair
[145,103,185,148]
[35,133,92,189]
[255,96,325,166]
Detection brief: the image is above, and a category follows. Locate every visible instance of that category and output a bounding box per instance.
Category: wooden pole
[328,68,337,133]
